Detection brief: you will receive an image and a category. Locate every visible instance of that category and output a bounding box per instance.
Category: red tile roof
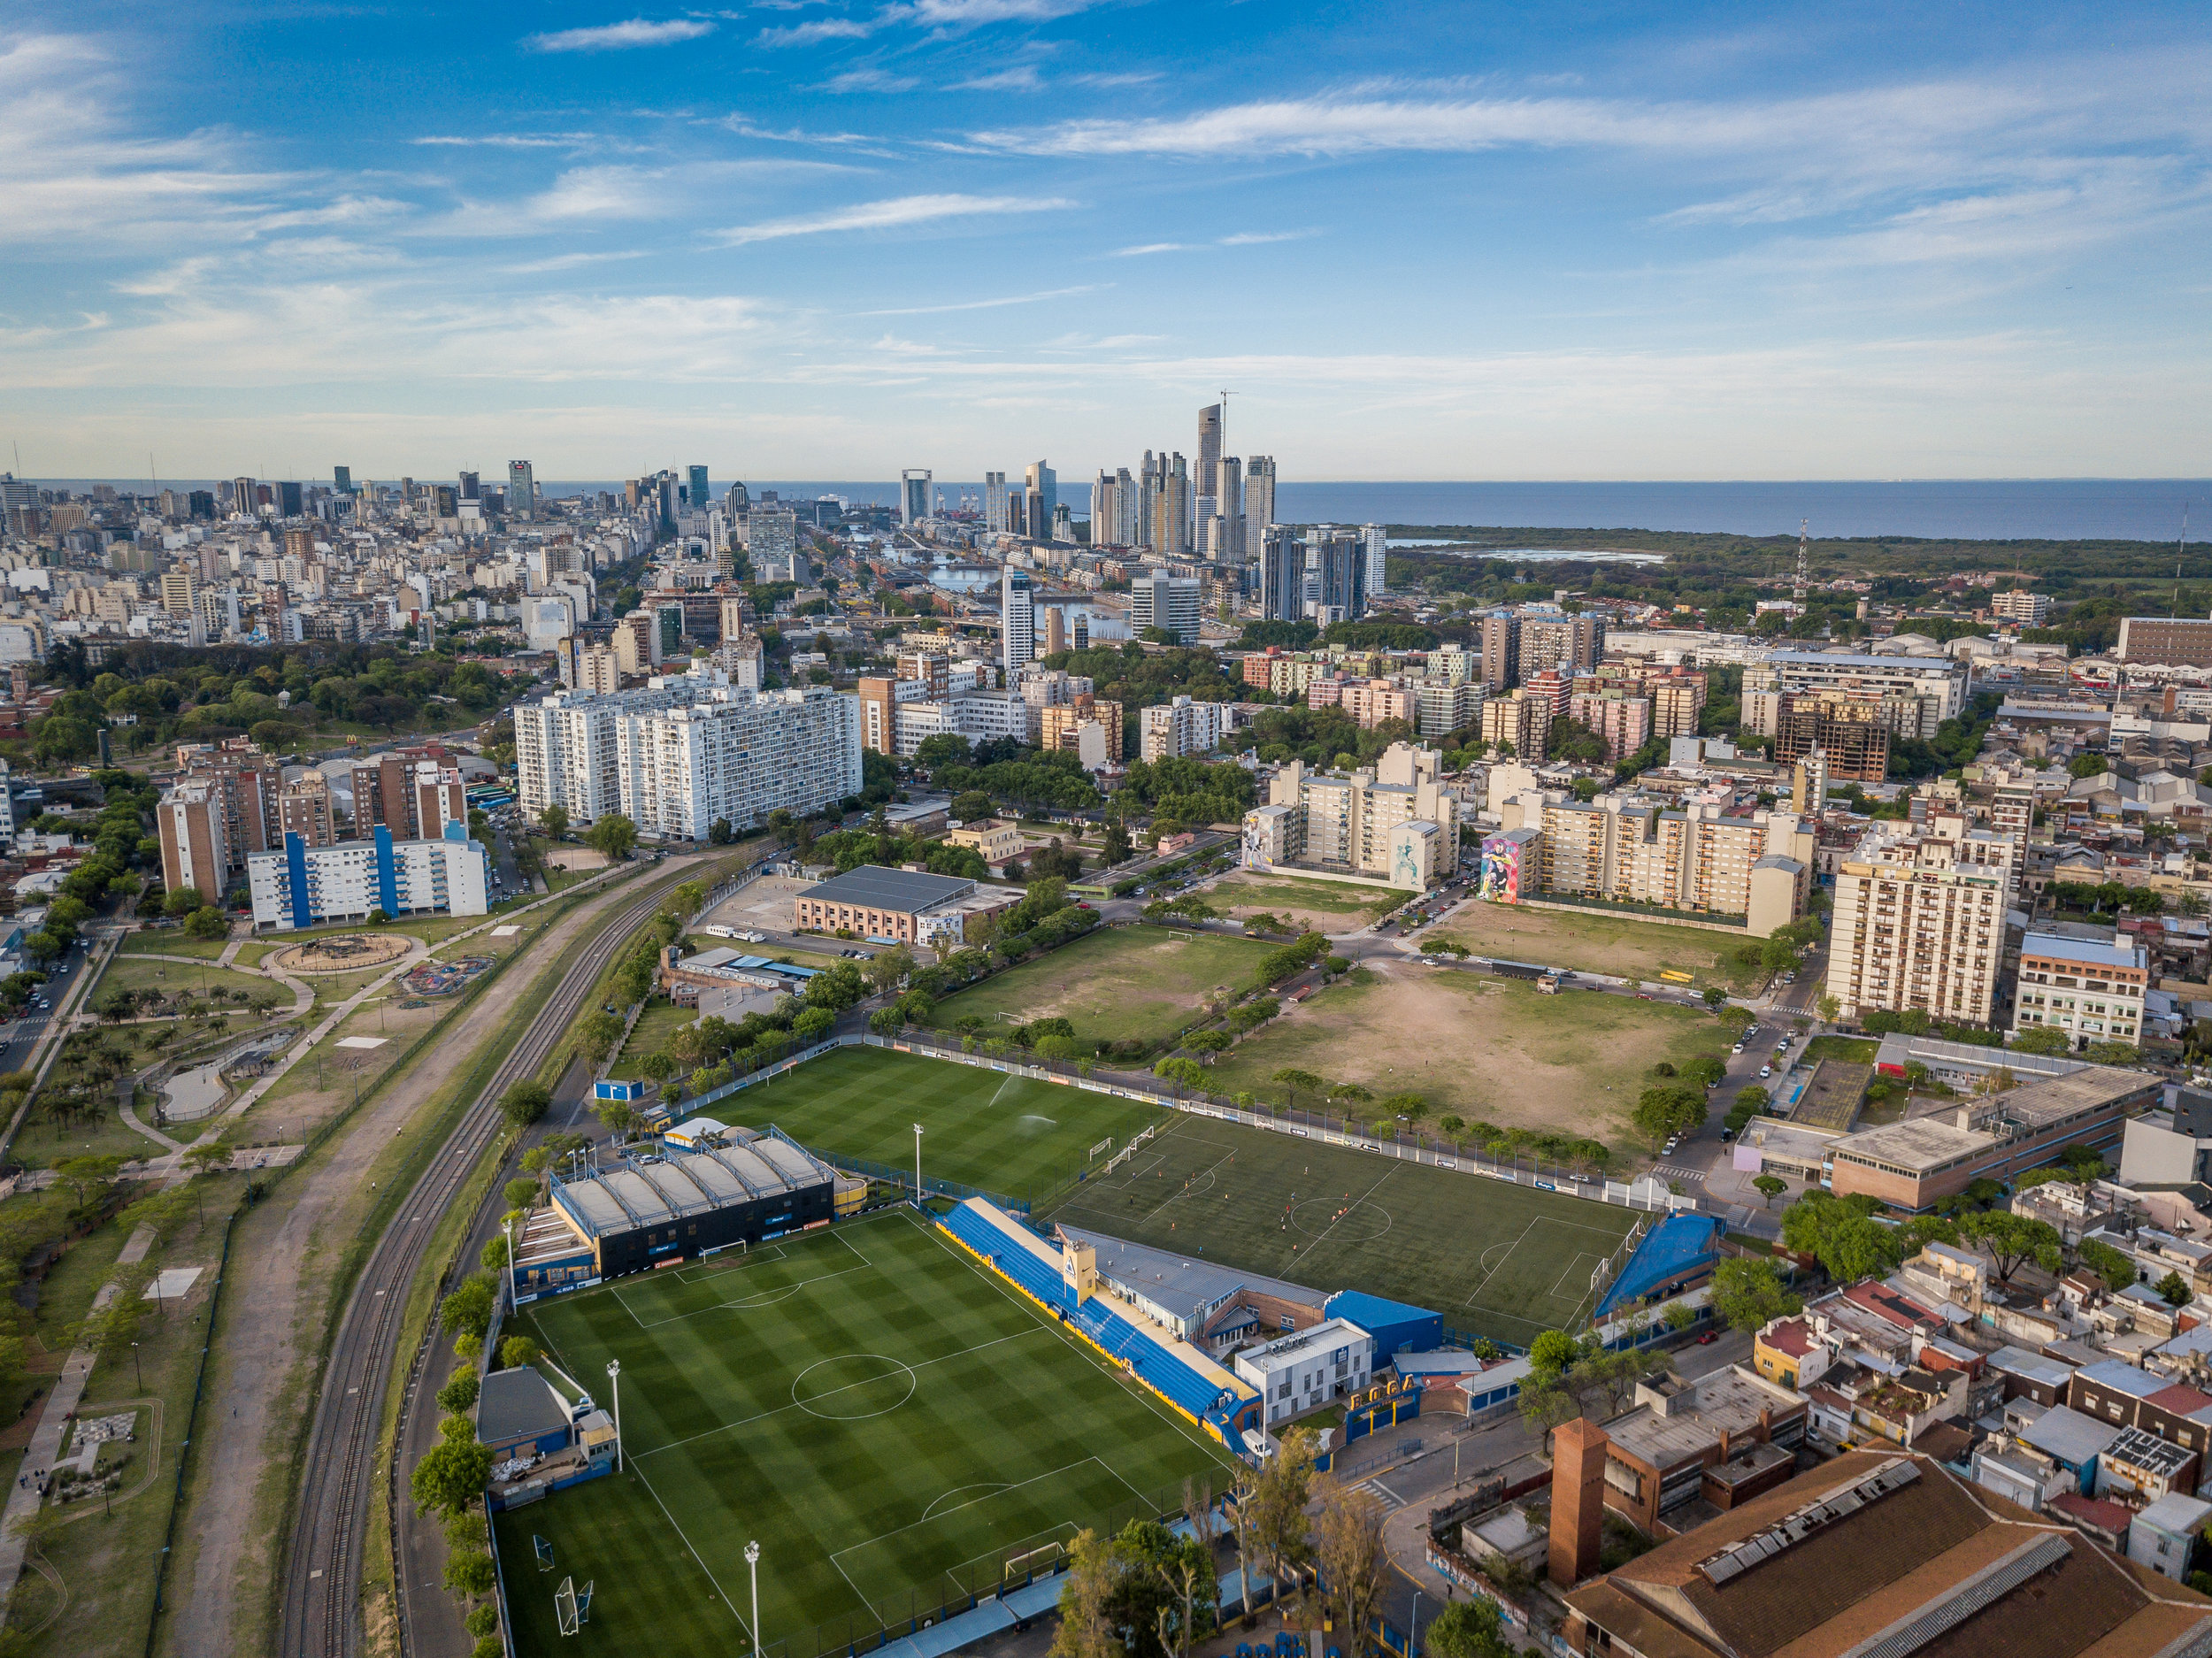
[2147,1384,2212,1416]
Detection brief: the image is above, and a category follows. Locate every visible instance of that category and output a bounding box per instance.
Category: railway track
[280,867,695,1658]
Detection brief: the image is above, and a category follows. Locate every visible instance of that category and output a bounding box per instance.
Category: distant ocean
[38,476,2208,542]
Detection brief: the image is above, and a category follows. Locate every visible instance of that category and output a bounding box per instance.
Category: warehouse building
[790,864,1017,948]
[546,1132,839,1278]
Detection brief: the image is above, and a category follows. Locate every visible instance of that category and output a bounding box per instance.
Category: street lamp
[130,1340,142,1393]
[607,1360,623,1473]
[1409,1590,1421,1658]
[912,1123,924,1205]
[745,1540,762,1658]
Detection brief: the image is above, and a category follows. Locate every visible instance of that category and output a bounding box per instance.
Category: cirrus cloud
[716,190,1075,244]
[524,18,716,53]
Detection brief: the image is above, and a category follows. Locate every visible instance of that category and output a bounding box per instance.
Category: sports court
[728,1047,1162,1205]
[495,1207,1235,1658]
[1041,1115,1639,1349]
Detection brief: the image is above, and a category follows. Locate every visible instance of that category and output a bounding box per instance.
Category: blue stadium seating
[940,1201,1256,1434]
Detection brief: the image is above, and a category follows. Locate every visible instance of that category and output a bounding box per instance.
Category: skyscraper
[1196,403,1222,501]
[901,468,933,526]
[688,465,710,512]
[457,471,480,502]
[1025,461,1056,541]
[332,465,353,495]
[1209,455,1245,564]
[273,480,303,517]
[1088,471,1118,547]
[233,476,257,516]
[984,471,1009,533]
[1002,567,1035,672]
[507,461,535,519]
[1245,456,1277,563]
[1259,528,1303,621]
[1141,451,1190,557]
[1363,524,1388,597]
[1113,467,1139,547]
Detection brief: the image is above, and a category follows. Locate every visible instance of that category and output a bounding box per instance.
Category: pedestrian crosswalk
[1652,1163,1708,1184]
[1351,1477,1407,1512]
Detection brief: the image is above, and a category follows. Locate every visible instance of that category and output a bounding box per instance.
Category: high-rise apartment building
[900,469,933,526]
[1742,652,1968,739]
[1196,403,1223,520]
[1141,695,1233,762]
[1257,527,1304,622]
[1991,590,2049,626]
[1208,455,1244,564]
[507,460,535,519]
[1508,798,1808,929]
[1481,690,1548,760]
[1567,689,1653,761]
[515,665,860,834]
[1363,525,1388,598]
[1241,744,1460,890]
[687,465,710,511]
[1520,615,1606,678]
[160,568,198,618]
[1299,529,1368,622]
[1244,456,1276,563]
[1825,817,2016,1026]
[1773,695,1891,783]
[157,779,230,900]
[277,771,338,847]
[1130,573,1202,646]
[1480,614,1518,691]
[1001,567,1035,672]
[1039,695,1123,761]
[985,472,1009,533]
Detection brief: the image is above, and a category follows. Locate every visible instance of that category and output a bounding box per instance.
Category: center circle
[791,1355,918,1420]
[1289,1198,1393,1243]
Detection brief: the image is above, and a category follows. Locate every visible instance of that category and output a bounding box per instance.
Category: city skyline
[4,4,2208,480]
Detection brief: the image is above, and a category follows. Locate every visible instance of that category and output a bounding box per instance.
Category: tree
[441,1272,497,1343]
[1425,1600,1514,1658]
[54,1154,123,1210]
[437,1370,481,1414]
[1049,1528,1123,1658]
[1957,1211,2062,1284]
[572,1010,623,1061]
[2011,1025,2073,1056]
[500,1335,541,1369]
[1248,1426,1317,1588]
[499,1080,551,1127]
[1154,1056,1206,1090]
[1752,1174,1789,1209]
[584,815,638,861]
[1632,1084,1704,1148]
[185,905,228,940]
[412,1433,495,1521]
[1817,994,1841,1023]
[1311,1477,1389,1658]
[793,1006,836,1043]
[2156,1270,2193,1307]
[503,1178,538,1213]
[638,1052,675,1084]
[1709,1257,1802,1332]
[708,817,734,845]
[444,1548,497,1598]
[1272,1068,1323,1111]
[2077,1237,2139,1293]
[539,802,569,839]
[163,885,204,918]
[1702,986,1727,1009]
[951,790,995,823]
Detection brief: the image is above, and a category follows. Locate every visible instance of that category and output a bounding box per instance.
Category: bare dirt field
[1204,959,1736,1144]
[1199,871,1401,935]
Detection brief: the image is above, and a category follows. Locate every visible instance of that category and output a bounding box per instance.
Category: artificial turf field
[496,1208,1235,1658]
[1041,1114,1640,1349]
[729,1047,1163,1204]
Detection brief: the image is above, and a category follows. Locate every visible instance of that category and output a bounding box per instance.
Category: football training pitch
[728,1047,1163,1204]
[1042,1115,1640,1349]
[496,1208,1235,1658]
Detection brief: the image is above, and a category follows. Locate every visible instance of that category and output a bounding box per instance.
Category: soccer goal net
[534,1534,555,1572]
[1004,1540,1064,1580]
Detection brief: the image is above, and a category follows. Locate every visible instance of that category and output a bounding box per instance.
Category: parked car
[1758,1065,1772,1078]
[1695,1331,1718,1346]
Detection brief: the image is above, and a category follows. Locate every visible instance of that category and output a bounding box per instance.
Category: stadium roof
[1053,1224,1325,1316]
[554,1140,833,1240]
[797,865,978,914]
[476,1367,570,1447]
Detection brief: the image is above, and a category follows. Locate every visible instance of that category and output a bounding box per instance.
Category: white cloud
[854,282,1104,314]
[756,15,880,47]
[817,66,919,92]
[717,191,1074,243]
[956,65,1043,91]
[524,18,716,53]
[1217,229,1319,246]
[411,133,602,149]
[911,0,1102,22]
[1110,242,1187,256]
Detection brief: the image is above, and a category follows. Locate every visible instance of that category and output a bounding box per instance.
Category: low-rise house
[1989,1345,2077,1406]
[2101,1424,2200,1503]
[1597,1368,1809,1534]
[2131,1493,2212,1582]
[2020,1402,2128,1493]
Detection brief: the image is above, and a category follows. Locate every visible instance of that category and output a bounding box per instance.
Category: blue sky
[2,2,2207,482]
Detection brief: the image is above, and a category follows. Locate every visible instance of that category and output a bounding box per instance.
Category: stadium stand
[941,1199,1263,1447]
[1591,1213,1725,1323]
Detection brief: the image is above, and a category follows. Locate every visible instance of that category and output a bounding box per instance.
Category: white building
[1233,1317,1373,1427]
[1001,567,1034,672]
[248,828,488,931]
[891,690,1038,756]
[1363,524,1388,598]
[514,664,861,832]
[1129,572,1201,646]
[0,759,14,842]
[1991,591,2052,627]
[1742,651,1970,741]
[1141,695,1234,762]
[2012,930,2149,1051]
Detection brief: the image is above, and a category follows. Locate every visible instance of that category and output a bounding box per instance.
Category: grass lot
[1427,902,1764,993]
[931,927,1274,1051]
[1201,873,1400,930]
[8,1094,171,1170]
[498,1209,1234,1658]
[117,931,229,960]
[1202,963,1737,1144]
[610,1000,697,1081]
[730,1048,1159,1203]
[98,956,277,1008]
[1801,1035,1879,1064]
[1042,1114,1639,1349]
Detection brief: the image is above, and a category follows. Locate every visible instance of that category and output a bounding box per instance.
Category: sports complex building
[512,1129,858,1286]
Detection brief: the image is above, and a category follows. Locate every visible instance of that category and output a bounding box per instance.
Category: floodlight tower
[607,1359,623,1472]
[913,1123,925,1205]
[746,1540,763,1658]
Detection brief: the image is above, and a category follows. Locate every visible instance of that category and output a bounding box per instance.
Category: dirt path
[157,877,644,1658]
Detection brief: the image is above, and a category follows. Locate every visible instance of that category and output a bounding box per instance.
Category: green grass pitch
[727,1046,1164,1205]
[496,1209,1236,1658]
[1040,1114,1640,1349]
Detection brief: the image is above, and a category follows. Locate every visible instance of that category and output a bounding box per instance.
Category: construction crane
[1793,518,1810,605]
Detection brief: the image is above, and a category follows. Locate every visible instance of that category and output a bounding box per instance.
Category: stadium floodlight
[607,1359,623,1473]
[913,1123,924,1204]
[503,1217,518,1313]
[745,1539,762,1658]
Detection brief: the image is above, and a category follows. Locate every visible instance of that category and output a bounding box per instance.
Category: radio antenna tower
[1793,518,1809,604]
[2175,503,2190,618]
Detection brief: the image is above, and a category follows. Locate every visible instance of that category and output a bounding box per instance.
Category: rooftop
[1604,1365,1802,1471]
[1793,1061,1872,1134]
[2022,931,2147,972]
[1053,1224,1325,1320]
[553,1139,833,1240]
[476,1367,570,1447]
[796,864,979,913]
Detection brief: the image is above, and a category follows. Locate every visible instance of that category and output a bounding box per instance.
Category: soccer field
[727,1047,1163,1205]
[497,1209,1237,1658]
[1041,1115,1639,1349]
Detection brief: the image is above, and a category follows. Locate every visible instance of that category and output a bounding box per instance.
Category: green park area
[931,925,1275,1052]
[1428,900,1769,993]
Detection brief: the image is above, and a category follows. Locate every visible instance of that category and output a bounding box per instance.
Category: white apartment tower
[984,472,1009,533]
[1001,567,1036,672]
[1245,457,1277,563]
[1825,816,2017,1027]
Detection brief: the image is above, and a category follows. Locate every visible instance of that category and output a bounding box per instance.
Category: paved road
[280,854,732,1658]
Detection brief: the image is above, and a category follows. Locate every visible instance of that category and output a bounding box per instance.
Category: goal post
[1004,1539,1064,1580]
[557,1577,580,1637]
[534,1534,555,1572]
